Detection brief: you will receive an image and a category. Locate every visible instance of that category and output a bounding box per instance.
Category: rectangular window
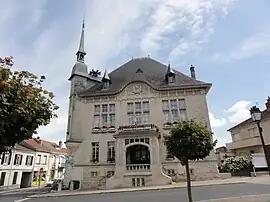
[12,172,18,184]
[91,171,98,177]
[94,105,100,114]
[43,156,47,165]
[109,104,115,113]
[37,155,41,165]
[25,156,33,166]
[0,172,6,186]
[93,104,115,128]
[91,142,99,163]
[14,154,22,165]
[109,114,115,126]
[163,99,187,123]
[102,104,108,113]
[93,115,100,127]
[102,114,108,126]
[127,101,150,124]
[162,100,169,110]
[107,141,115,163]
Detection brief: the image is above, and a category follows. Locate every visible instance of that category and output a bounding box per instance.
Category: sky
[1,0,270,147]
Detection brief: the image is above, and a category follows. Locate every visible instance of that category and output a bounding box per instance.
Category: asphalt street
[1,183,270,202]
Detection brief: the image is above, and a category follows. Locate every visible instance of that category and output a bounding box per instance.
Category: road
[1,183,270,202]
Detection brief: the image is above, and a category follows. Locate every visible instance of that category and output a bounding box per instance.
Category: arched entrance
[126,145,150,164]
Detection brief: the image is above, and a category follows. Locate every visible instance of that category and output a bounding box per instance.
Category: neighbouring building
[0,144,35,190]
[226,97,270,162]
[215,146,234,166]
[22,138,69,183]
[64,21,219,190]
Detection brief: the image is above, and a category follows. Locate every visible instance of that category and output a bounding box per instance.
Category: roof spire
[102,69,111,84]
[166,63,175,76]
[76,20,86,62]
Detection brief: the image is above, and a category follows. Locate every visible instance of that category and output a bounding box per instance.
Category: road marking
[197,193,270,202]
[14,198,30,202]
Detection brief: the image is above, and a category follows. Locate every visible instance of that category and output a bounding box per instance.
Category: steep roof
[227,109,270,131]
[21,138,69,155]
[79,57,211,97]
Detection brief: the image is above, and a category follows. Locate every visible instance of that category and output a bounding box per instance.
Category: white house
[0,144,35,190]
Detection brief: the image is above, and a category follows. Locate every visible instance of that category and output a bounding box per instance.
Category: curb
[27,181,247,198]
[197,193,270,202]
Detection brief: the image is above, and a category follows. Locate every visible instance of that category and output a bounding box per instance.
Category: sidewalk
[0,185,45,195]
[28,176,269,199]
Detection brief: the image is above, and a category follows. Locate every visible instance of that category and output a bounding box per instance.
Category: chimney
[190,65,196,79]
[59,141,63,148]
[265,96,270,110]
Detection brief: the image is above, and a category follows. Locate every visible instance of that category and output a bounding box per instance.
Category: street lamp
[250,106,270,176]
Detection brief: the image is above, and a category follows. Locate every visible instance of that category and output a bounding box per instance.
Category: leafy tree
[164,120,217,202]
[0,56,59,154]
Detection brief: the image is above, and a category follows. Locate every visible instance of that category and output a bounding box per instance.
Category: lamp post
[250,106,270,176]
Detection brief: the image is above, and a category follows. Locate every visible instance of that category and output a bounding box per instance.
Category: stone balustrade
[126,164,151,172]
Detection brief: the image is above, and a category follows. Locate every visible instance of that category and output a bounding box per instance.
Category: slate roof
[227,109,270,131]
[79,57,211,97]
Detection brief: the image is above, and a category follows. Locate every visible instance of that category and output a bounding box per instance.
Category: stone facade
[65,71,220,189]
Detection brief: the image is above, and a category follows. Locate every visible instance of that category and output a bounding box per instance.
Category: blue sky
[1,0,270,147]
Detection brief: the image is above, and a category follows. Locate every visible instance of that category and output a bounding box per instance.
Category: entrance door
[20,172,32,188]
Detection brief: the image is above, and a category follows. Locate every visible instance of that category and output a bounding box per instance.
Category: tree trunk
[185,160,193,202]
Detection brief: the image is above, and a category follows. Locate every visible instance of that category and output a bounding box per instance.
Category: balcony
[226,136,262,150]
[118,124,158,132]
[126,164,151,172]
[163,122,179,130]
[92,126,117,134]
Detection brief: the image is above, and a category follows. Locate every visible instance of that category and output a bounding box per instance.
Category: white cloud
[140,0,237,59]
[227,100,252,124]
[212,31,270,62]
[0,0,237,142]
[209,112,227,128]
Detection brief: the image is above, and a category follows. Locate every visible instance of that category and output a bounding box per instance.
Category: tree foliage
[0,56,59,153]
[164,120,217,202]
[219,156,252,173]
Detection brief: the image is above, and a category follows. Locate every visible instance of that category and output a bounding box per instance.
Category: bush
[219,156,252,173]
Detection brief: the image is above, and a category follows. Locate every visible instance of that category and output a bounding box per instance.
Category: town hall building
[64,22,220,190]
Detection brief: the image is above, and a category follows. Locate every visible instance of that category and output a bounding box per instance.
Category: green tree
[164,120,217,202]
[0,56,59,154]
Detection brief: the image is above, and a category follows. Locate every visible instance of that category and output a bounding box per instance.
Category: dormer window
[165,64,175,84]
[168,76,174,83]
[103,81,110,89]
[102,69,111,90]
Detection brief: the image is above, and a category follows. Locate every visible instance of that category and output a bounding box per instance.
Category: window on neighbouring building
[25,156,33,166]
[91,142,99,163]
[162,99,187,123]
[167,169,175,176]
[127,101,150,125]
[36,155,41,165]
[43,156,47,165]
[107,141,115,163]
[91,171,98,177]
[12,172,18,184]
[0,172,6,186]
[248,127,259,138]
[14,154,23,165]
[93,104,116,128]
